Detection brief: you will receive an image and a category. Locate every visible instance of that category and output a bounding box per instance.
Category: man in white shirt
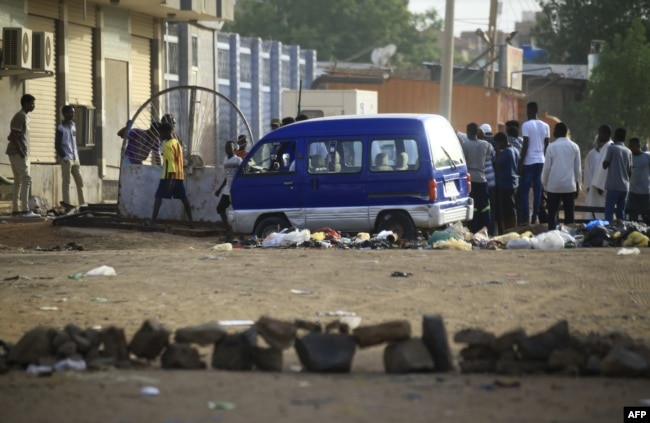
[584,125,613,219]
[541,122,581,231]
[55,105,86,209]
[518,102,550,225]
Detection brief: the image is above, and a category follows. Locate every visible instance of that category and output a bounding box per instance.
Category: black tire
[377,212,417,240]
[254,216,290,239]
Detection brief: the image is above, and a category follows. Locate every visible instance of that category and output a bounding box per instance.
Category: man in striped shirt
[148,122,193,227]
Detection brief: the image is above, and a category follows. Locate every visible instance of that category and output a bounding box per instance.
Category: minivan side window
[240,140,296,175]
[307,139,362,174]
[370,139,420,172]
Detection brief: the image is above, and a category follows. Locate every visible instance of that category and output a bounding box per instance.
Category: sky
[408,0,542,36]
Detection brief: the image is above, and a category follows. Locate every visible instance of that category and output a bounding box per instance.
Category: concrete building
[0,0,234,205]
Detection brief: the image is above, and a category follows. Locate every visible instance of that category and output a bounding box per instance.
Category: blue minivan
[228,114,473,239]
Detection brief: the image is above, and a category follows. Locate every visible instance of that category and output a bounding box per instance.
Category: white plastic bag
[506,237,534,249]
[262,229,310,248]
[533,230,565,250]
[84,265,117,276]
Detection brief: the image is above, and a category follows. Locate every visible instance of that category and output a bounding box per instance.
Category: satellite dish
[371,44,397,67]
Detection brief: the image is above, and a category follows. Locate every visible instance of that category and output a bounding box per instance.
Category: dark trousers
[470,182,491,233]
[546,191,575,231]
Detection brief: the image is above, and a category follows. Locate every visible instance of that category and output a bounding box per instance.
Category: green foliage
[562,19,650,152]
[584,19,650,140]
[222,0,443,67]
[535,0,650,64]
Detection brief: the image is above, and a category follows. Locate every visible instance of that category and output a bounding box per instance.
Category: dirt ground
[0,217,649,423]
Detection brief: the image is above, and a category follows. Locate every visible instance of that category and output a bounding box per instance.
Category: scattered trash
[207,401,236,410]
[290,289,311,295]
[431,238,473,250]
[26,364,53,376]
[91,297,110,303]
[391,271,413,277]
[262,229,311,248]
[618,247,641,256]
[289,365,303,372]
[210,243,233,251]
[482,280,506,285]
[217,320,255,327]
[340,315,362,330]
[54,358,87,371]
[506,237,534,250]
[494,377,521,388]
[84,265,117,277]
[316,310,356,317]
[68,273,85,279]
[140,386,160,396]
[376,230,398,243]
[200,255,226,260]
[39,306,59,311]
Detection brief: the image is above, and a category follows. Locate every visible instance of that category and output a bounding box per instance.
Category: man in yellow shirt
[147,122,193,227]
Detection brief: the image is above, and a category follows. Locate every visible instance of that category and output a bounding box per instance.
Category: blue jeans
[605,190,627,223]
[519,163,544,224]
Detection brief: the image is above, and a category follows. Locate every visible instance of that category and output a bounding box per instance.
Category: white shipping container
[282,89,378,119]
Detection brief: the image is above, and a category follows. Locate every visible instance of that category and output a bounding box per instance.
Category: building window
[164,22,179,82]
[262,57,270,86]
[281,59,291,88]
[192,35,198,67]
[240,52,251,82]
[218,47,230,79]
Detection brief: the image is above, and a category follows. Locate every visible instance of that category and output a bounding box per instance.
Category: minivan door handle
[311,179,318,190]
[283,180,294,186]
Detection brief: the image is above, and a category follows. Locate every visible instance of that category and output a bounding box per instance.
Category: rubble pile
[0,315,648,378]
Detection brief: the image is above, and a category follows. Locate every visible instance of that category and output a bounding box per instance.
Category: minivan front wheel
[255,216,291,239]
[377,212,417,240]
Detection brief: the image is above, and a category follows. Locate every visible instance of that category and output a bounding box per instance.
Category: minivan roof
[266,113,451,138]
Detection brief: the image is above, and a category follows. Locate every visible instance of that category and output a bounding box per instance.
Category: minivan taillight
[466,172,471,195]
[429,179,437,201]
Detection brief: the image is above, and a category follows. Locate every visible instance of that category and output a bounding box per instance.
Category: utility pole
[439,0,454,120]
[483,0,498,89]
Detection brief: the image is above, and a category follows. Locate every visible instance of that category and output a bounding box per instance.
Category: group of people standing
[460,101,649,235]
[5,94,86,217]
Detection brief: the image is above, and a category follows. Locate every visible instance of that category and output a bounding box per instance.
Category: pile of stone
[0,316,648,378]
[455,320,650,377]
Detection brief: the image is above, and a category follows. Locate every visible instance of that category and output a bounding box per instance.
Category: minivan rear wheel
[377,212,417,240]
[255,216,291,239]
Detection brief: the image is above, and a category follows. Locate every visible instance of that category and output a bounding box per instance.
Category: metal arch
[129,85,253,146]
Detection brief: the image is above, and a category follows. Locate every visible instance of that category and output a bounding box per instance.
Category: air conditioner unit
[2,27,32,70]
[32,31,54,72]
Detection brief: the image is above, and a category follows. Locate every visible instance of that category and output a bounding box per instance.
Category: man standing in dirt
[541,122,581,231]
[215,141,242,234]
[55,105,86,210]
[603,127,632,223]
[148,122,193,227]
[5,94,39,217]
[461,122,491,233]
[518,102,550,225]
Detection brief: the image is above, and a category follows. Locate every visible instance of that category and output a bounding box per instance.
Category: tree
[535,0,650,64]
[222,0,443,67]
[562,19,650,153]
[583,19,650,141]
